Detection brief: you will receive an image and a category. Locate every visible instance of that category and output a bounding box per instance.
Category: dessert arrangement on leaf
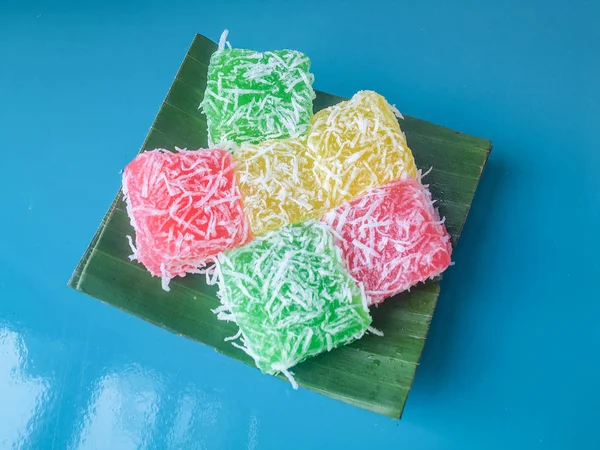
[121,31,453,387]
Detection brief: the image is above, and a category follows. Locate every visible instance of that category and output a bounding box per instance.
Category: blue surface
[1,0,599,448]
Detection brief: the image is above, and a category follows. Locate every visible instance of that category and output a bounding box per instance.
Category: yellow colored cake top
[307,90,417,205]
[233,91,418,237]
[234,139,331,237]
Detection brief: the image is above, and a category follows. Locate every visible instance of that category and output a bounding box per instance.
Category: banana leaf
[68,33,491,418]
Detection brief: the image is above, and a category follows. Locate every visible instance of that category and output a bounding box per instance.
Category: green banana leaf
[68,33,491,418]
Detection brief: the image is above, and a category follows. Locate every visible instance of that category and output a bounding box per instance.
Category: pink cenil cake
[321,177,452,304]
[122,148,251,290]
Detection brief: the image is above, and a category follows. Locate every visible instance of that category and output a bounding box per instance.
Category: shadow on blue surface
[417,157,508,396]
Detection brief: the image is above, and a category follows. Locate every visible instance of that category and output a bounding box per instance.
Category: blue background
[1,0,599,448]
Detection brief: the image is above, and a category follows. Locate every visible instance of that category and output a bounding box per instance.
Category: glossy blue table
[1,1,599,448]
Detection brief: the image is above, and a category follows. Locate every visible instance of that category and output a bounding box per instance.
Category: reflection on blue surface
[0,322,260,449]
[70,367,161,449]
[1,0,600,448]
[0,327,51,449]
